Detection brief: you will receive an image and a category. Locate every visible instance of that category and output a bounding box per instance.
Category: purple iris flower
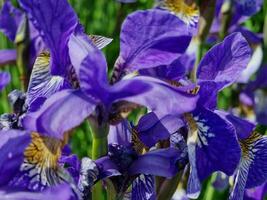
[133,32,252,198]
[0,128,97,199]
[21,9,198,139]
[217,112,267,200]
[0,130,76,197]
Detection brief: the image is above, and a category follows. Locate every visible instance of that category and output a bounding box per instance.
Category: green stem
[219,0,233,40]
[89,117,109,200]
[191,0,216,82]
[190,39,204,82]
[157,172,183,200]
[92,136,108,159]
[15,15,30,92]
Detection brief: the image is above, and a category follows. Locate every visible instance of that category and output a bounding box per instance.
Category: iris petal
[0,130,31,186]
[197,32,251,90]
[131,174,156,200]
[230,132,267,200]
[22,90,96,139]
[19,0,78,76]
[112,9,192,82]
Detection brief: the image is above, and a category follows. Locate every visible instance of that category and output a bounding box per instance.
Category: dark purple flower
[98,120,188,199]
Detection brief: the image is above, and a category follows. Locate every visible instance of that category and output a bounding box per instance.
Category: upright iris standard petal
[0,72,10,91]
[19,0,78,76]
[68,32,109,102]
[0,130,31,186]
[0,49,17,67]
[128,148,185,178]
[197,32,251,90]
[191,107,241,181]
[0,0,23,41]
[113,9,192,82]
[230,132,267,200]
[22,90,96,139]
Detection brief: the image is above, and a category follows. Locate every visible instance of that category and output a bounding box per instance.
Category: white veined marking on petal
[195,117,215,147]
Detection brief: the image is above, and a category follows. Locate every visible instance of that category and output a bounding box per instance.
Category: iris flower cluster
[0,0,266,200]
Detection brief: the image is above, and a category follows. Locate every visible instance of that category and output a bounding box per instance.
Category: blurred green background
[0,1,266,199]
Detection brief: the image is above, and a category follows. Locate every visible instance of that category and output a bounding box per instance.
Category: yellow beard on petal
[159,0,199,25]
[240,131,262,159]
[20,132,65,189]
[24,132,62,170]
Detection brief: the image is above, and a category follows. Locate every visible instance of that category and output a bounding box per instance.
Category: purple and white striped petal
[230,132,267,200]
